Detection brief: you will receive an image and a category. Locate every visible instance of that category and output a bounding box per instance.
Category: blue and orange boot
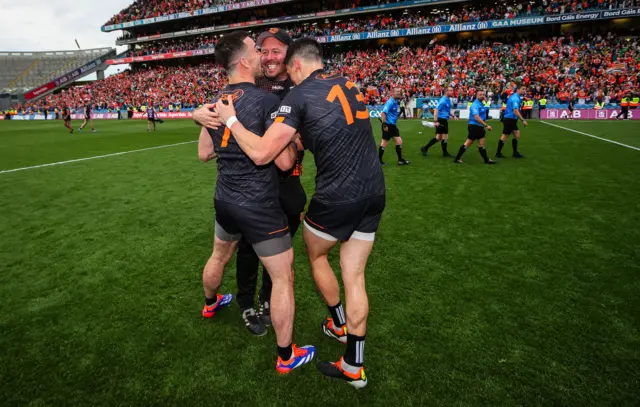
[202,293,233,318]
[276,344,316,374]
[321,317,347,344]
[317,357,368,389]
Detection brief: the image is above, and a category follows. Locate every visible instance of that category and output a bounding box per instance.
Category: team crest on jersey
[219,89,245,102]
[269,28,279,34]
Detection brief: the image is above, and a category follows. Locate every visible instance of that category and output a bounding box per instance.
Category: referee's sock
[441,139,449,155]
[424,137,438,150]
[395,145,404,161]
[328,301,346,328]
[455,145,467,161]
[497,139,505,155]
[512,138,518,154]
[479,146,490,163]
[378,146,385,162]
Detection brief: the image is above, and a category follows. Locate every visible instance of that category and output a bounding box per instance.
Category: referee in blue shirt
[379,88,410,166]
[496,85,528,158]
[454,90,497,165]
[421,86,458,157]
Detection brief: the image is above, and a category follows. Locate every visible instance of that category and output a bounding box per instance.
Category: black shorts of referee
[467,124,486,141]
[502,118,519,135]
[435,118,449,135]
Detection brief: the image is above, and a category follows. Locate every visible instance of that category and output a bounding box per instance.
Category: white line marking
[0,141,197,175]
[541,121,640,151]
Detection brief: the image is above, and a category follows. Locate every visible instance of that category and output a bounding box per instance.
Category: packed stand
[21,33,639,113]
[24,64,226,114]
[126,36,217,57]
[114,0,640,44]
[325,33,639,105]
[105,0,248,26]
[291,0,640,39]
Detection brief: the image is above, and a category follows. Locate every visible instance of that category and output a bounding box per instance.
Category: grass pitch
[0,119,639,407]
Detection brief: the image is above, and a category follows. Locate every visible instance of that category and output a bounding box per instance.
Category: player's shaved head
[215,31,251,72]
[284,38,323,65]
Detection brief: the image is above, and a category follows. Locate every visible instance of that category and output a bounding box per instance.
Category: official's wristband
[226,116,238,128]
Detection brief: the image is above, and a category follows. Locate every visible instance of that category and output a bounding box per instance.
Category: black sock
[479,146,490,163]
[512,138,518,154]
[278,344,293,360]
[344,333,366,367]
[425,137,438,150]
[441,139,448,155]
[455,145,467,161]
[205,296,217,306]
[328,301,346,327]
[497,140,505,155]
[395,144,404,161]
[378,146,385,161]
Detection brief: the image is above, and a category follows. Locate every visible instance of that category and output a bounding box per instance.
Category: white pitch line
[0,140,197,175]
[541,121,640,152]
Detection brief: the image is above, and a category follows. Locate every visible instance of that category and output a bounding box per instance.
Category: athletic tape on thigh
[303,220,338,242]
[350,230,376,242]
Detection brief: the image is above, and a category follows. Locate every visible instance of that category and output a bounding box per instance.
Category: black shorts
[214,199,291,257]
[382,123,400,141]
[502,118,519,135]
[435,118,449,134]
[84,116,90,120]
[467,125,486,141]
[304,194,386,242]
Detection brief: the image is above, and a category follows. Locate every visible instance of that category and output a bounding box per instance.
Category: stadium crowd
[109,0,640,37]
[126,36,217,57]
[105,0,248,26]
[21,33,639,113]
[291,0,640,39]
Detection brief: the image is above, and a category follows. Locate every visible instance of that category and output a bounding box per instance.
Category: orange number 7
[221,127,231,148]
[326,82,369,125]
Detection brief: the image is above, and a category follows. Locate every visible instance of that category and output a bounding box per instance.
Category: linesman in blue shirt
[454,90,497,165]
[421,86,458,157]
[496,85,528,158]
[379,88,411,166]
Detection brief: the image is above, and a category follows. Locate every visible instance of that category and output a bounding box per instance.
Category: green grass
[0,119,639,407]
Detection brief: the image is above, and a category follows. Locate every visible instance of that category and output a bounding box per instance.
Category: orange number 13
[326,81,369,125]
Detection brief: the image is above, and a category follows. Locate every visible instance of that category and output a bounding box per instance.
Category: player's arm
[433,106,439,121]
[450,108,458,120]
[216,96,297,166]
[198,127,217,162]
[274,134,301,171]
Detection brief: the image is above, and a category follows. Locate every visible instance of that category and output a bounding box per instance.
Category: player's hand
[522,120,528,127]
[193,104,222,129]
[486,125,493,131]
[215,96,237,125]
[453,115,459,120]
[382,124,389,132]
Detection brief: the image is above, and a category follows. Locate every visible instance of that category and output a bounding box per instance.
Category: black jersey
[256,76,295,100]
[257,75,303,179]
[207,83,281,208]
[274,70,385,204]
[85,106,91,119]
